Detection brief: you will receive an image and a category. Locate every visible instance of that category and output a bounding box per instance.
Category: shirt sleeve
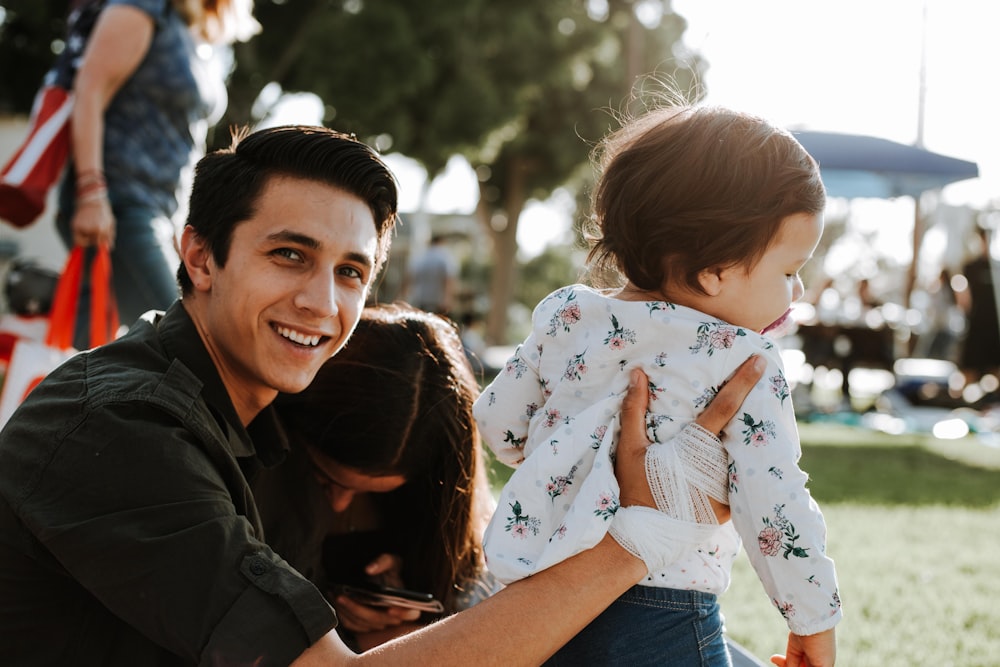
[724,344,842,635]
[13,402,336,666]
[473,332,544,466]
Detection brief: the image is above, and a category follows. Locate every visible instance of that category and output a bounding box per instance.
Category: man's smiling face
[183,175,377,422]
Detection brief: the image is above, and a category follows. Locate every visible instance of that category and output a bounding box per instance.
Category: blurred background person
[912,267,962,362]
[253,304,499,652]
[402,233,458,316]
[956,225,1000,388]
[58,0,258,348]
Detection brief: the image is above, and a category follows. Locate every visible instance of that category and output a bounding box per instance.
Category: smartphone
[335,582,445,614]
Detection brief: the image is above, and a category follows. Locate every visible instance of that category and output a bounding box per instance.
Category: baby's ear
[697,267,725,296]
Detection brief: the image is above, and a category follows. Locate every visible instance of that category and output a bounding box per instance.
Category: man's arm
[293,355,766,666]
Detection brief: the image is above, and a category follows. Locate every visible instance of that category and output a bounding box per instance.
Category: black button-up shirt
[0,302,337,666]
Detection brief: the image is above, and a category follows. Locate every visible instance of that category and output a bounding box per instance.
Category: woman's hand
[330,591,422,634]
[330,553,420,634]
[72,197,115,248]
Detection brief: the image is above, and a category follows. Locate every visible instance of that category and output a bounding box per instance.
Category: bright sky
[673,0,999,206]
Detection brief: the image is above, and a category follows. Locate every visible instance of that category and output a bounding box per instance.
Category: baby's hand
[771,627,836,667]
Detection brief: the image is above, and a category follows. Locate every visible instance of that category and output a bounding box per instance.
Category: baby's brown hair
[585,105,826,294]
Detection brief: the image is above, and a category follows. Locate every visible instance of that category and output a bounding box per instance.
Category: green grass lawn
[720,424,1000,666]
[485,423,1000,665]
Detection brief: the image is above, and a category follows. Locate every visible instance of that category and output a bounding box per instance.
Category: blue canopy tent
[792,130,979,199]
[790,130,980,309]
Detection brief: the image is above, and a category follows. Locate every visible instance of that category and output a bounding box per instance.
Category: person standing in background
[956,225,1000,387]
[58,0,259,348]
[402,234,458,316]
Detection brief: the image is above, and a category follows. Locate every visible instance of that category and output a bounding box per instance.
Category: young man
[0,125,764,666]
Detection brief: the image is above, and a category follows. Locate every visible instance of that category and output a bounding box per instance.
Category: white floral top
[474,285,842,636]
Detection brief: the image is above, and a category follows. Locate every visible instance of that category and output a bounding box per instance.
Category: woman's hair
[584,105,826,293]
[173,0,260,44]
[274,303,485,606]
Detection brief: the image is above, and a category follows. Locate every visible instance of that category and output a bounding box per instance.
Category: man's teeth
[277,326,321,347]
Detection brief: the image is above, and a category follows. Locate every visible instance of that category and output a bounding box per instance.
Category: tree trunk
[483,158,529,345]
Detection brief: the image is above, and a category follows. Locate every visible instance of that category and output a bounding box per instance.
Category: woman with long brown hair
[254,303,498,651]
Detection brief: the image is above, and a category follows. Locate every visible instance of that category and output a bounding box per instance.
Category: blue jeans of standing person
[57,196,180,350]
[543,585,731,667]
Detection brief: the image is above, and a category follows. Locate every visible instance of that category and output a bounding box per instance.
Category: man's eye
[274,248,302,261]
[339,266,363,280]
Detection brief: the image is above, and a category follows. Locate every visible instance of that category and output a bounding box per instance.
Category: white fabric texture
[609,506,717,574]
[646,423,729,524]
[474,284,842,636]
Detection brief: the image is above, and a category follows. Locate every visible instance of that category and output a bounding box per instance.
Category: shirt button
[249,556,268,576]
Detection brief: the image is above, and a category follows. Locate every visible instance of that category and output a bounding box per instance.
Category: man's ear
[180,225,213,292]
[697,267,725,296]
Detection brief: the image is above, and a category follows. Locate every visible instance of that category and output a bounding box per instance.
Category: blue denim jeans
[57,197,180,349]
[544,585,731,667]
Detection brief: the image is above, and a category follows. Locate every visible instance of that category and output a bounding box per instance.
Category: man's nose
[296,270,337,318]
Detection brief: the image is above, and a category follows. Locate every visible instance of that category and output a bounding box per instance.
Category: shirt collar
[153,301,290,464]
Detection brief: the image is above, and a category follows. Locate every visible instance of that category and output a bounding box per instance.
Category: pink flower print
[759,505,810,559]
[773,599,796,620]
[526,402,539,418]
[728,461,739,493]
[563,350,588,381]
[693,385,719,409]
[546,466,577,501]
[505,500,541,537]
[543,408,563,428]
[690,322,746,356]
[593,492,619,520]
[770,373,790,404]
[646,378,665,402]
[647,301,676,315]
[505,356,528,379]
[546,291,581,336]
[589,424,608,449]
[709,327,736,349]
[561,304,582,327]
[758,525,783,556]
[654,352,668,367]
[553,524,568,540]
[603,314,637,350]
[740,412,777,447]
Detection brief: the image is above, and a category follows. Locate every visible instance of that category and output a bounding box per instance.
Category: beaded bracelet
[76,185,109,207]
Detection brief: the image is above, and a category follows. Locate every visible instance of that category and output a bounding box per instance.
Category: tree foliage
[0,0,704,343]
[0,0,70,114]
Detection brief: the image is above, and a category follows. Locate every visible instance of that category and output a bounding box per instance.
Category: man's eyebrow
[267,230,375,270]
[267,230,320,249]
[347,251,376,271]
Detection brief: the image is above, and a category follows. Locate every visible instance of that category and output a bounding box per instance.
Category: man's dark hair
[177,125,399,294]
